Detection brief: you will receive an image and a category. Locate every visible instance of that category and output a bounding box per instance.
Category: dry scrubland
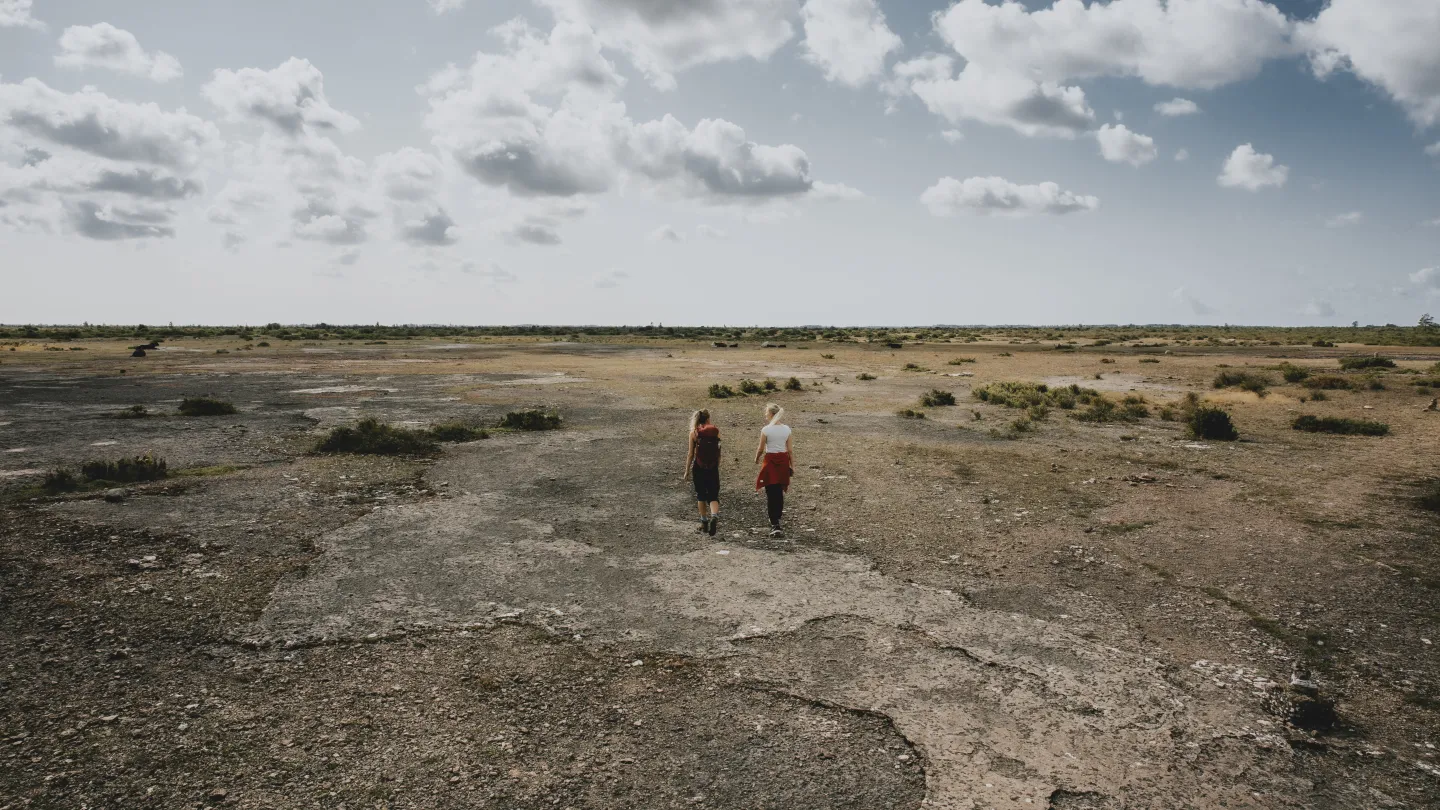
[1,332,1438,810]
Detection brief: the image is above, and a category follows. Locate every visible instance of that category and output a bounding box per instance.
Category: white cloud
[1411,266,1439,287]
[932,0,1295,92]
[1324,210,1363,228]
[940,129,964,144]
[920,175,1099,217]
[1297,0,1440,128]
[1174,148,1189,161]
[1425,216,1440,227]
[0,0,42,29]
[800,0,902,88]
[428,0,467,13]
[203,58,359,137]
[1425,142,1440,157]
[374,147,458,245]
[696,223,727,239]
[0,78,218,169]
[537,0,798,90]
[1173,286,1216,316]
[1095,123,1157,166]
[422,17,846,227]
[66,200,175,240]
[1155,97,1200,116]
[648,224,684,242]
[896,55,1095,138]
[1303,299,1336,318]
[55,23,182,82]
[1218,143,1287,191]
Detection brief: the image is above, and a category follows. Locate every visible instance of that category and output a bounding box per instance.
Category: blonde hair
[690,409,710,432]
[764,403,784,425]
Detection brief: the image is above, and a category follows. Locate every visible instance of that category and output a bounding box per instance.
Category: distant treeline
[2,322,1439,347]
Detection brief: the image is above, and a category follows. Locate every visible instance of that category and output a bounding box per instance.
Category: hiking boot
[708,515,719,536]
[769,526,783,538]
[697,519,710,533]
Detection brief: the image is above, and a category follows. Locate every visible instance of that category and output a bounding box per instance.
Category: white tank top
[761,423,791,453]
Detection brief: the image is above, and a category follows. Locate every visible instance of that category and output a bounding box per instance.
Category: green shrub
[1291,415,1389,436]
[975,381,1102,411]
[784,377,803,391]
[1213,370,1271,395]
[113,405,149,419]
[1278,363,1311,383]
[1189,406,1238,441]
[1071,397,1146,423]
[1120,394,1150,419]
[919,389,956,407]
[427,423,489,442]
[739,379,765,395]
[897,408,926,419]
[1312,339,1335,347]
[1309,390,1329,401]
[1139,358,1161,364]
[42,469,80,493]
[179,397,237,416]
[902,363,925,372]
[316,418,440,456]
[856,373,876,381]
[1419,482,1440,513]
[80,453,168,484]
[1339,356,1395,370]
[256,341,271,347]
[499,410,562,431]
[708,383,736,399]
[763,378,779,392]
[820,354,835,360]
[1303,375,1352,391]
[947,357,976,365]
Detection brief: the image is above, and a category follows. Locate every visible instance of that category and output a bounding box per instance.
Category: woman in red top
[683,409,722,536]
[754,403,793,537]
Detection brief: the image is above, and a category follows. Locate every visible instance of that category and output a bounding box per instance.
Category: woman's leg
[765,484,784,527]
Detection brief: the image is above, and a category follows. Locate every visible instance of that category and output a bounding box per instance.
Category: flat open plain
[1,336,1437,809]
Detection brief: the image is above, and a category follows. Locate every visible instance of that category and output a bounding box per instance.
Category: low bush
[897,408,926,419]
[738,379,765,395]
[113,405,149,419]
[1100,358,1116,364]
[1339,356,1395,370]
[1302,375,1352,391]
[1364,376,1387,391]
[902,363,924,372]
[856,373,877,381]
[919,389,957,407]
[80,453,168,484]
[974,381,1103,411]
[784,377,803,391]
[1312,339,1335,347]
[499,410,562,431]
[317,419,440,456]
[1419,482,1440,513]
[1071,396,1147,423]
[1309,390,1329,401]
[1213,370,1271,395]
[1278,363,1311,383]
[947,357,976,365]
[427,423,489,442]
[179,396,237,416]
[42,470,80,493]
[708,383,736,399]
[1139,358,1161,364]
[1291,415,1389,436]
[820,354,835,360]
[256,341,271,347]
[762,379,779,392]
[1189,405,1238,441]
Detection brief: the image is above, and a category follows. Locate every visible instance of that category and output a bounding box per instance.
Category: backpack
[694,425,721,469]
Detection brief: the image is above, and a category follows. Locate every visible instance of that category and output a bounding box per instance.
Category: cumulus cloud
[800,0,902,87]
[56,23,182,82]
[429,0,467,13]
[1174,148,1189,161]
[648,224,684,242]
[1218,143,1287,190]
[67,200,175,240]
[1425,142,1440,157]
[0,0,42,29]
[1325,210,1363,228]
[895,55,1095,138]
[421,15,845,247]
[1411,266,1439,287]
[1155,97,1200,116]
[399,209,457,245]
[1173,286,1216,316]
[374,147,459,245]
[940,129,964,144]
[1297,0,1440,128]
[933,0,1295,91]
[0,78,218,169]
[536,0,798,90]
[1095,123,1157,166]
[920,175,1099,217]
[203,58,359,137]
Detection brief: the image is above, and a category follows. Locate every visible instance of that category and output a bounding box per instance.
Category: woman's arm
[683,430,696,479]
[754,431,766,464]
[785,432,793,465]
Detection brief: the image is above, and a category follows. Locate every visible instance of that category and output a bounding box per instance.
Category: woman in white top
[753,403,793,537]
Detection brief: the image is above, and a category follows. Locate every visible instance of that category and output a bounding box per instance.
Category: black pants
[764,484,784,527]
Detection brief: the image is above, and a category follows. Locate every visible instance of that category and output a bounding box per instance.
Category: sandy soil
[1,336,1437,809]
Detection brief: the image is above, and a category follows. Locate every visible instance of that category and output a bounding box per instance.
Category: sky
[1,0,1438,327]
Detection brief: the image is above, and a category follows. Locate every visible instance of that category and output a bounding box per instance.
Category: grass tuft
[427,423,490,442]
[179,396,237,416]
[1213,370,1271,395]
[1302,375,1353,391]
[1338,356,1395,370]
[499,410,562,431]
[1291,415,1389,436]
[1278,363,1311,383]
[897,408,926,419]
[316,418,440,456]
[1189,404,1238,441]
[784,376,803,391]
[919,389,957,407]
[708,383,736,399]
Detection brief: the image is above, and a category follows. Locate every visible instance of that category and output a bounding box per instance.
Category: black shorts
[691,465,720,502]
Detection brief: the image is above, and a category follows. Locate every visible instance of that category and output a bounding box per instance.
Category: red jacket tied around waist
[755,452,792,492]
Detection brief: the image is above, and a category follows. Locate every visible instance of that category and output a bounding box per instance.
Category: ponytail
[690,409,710,432]
[764,403,784,425]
